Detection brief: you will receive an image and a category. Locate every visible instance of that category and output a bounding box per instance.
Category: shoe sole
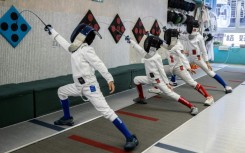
[191,113,198,116]
[134,101,147,104]
[133,99,147,104]
[54,121,74,126]
[170,83,178,86]
[225,90,232,94]
[148,91,162,95]
[124,140,139,151]
[204,102,214,106]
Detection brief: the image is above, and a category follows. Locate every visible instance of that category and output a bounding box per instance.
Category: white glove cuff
[50,29,59,40]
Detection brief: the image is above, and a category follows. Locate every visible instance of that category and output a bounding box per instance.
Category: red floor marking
[202,85,217,88]
[154,95,162,99]
[224,71,245,75]
[229,80,243,83]
[68,135,130,153]
[116,110,159,121]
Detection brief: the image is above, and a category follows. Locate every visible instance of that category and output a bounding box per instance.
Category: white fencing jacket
[179,33,209,62]
[130,40,169,84]
[50,29,113,87]
[165,41,191,73]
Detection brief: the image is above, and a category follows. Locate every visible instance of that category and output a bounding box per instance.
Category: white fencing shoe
[225,86,232,94]
[204,96,214,106]
[148,88,162,94]
[190,106,198,115]
[169,81,178,86]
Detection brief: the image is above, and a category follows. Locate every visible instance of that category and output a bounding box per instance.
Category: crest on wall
[150,20,161,36]
[79,10,100,31]
[108,14,125,43]
[132,18,146,43]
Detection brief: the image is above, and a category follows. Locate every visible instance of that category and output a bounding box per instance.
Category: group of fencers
[43,19,231,151]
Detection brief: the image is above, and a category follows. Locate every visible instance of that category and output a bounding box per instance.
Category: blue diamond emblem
[0,5,31,48]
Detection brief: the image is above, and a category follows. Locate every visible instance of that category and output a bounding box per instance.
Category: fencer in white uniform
[182,20,232,94]
[163,29,214,106]
[125,35,198,115]
[44,23,138,151]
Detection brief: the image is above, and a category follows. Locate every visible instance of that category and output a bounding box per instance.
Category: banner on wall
[223,33,245,46]
[217,0,228,4]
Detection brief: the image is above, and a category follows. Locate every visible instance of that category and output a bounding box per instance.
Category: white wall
[0,0,167,85]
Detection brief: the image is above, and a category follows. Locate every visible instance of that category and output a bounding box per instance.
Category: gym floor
[1,63,245,153]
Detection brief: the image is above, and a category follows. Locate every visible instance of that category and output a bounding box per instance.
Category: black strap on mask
[144,35,163,52]
[164,29,179,45]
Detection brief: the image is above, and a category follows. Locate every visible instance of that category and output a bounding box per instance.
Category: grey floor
[0,63,244,153]
[143,81,245,153]
[143,64,245,153]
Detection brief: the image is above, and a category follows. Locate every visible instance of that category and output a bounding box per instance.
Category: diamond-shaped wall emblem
[108,14,125,43]
[132,18,146,43]
[150,20,161,36]
[0,5,31,48]
[79,10,100,31]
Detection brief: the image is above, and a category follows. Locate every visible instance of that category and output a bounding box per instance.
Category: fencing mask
[164,29,179,46]
[144,35,163,53]
[69,23,102,52]
[187,20,199,34]
[206,33,213,41]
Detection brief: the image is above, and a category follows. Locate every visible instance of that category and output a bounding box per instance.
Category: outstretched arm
[44,25,71,53]
[125,36,146,57]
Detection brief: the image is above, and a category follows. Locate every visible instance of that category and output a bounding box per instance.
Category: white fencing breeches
[173,67,197,87]
[192,59,216,77]
[133,76,180,101]
[57,83,118,122]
